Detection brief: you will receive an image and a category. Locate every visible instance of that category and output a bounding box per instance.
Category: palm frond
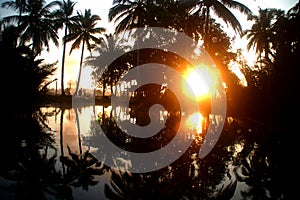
[69,37,82,54]
[1,1,19,10]
[1,15,20,25]
[109,4,131,22]
[212,1,243,34]
[222,0,252,16]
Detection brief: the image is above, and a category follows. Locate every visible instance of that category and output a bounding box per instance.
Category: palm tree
[244,8,284,64]
[64,9,106,96]
[55,0,77,96]
[108,0,251,37]
[108,0,151,34]
[2,0,61,55]
[190,0,252,37]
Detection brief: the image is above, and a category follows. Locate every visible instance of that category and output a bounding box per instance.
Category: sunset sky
[0,0,298,90]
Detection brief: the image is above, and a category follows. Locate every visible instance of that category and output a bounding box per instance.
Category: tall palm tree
[2,0,61,55]
[65,9,106,96]
[55,0,77,96]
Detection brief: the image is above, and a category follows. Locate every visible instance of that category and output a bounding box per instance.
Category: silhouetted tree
[55,0,77,96]
[64,9,106,95]
[2,0,61,55]
[0,25,57,108]
[244,8,284,65]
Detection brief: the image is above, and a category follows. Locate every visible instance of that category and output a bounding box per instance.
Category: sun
[182,65,219,101]
[184,68,209,100]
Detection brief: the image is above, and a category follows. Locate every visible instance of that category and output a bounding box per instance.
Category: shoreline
[39,94,111,108]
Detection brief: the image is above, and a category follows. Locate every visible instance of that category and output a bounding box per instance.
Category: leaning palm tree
[2,0,61,55]
[64,9,106,96]
[55,0,77,96]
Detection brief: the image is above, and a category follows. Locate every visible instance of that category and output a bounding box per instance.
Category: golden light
[185,112,204,134]
[182,65,219,101]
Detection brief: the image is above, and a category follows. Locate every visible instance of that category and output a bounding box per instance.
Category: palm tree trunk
[204,7,210,48]
[18,7,22,26]
[102,83,105,97]
[75,41,85,95]
[264,43,271,63]
[61,26,68,96]
[110,78,113,96]
[102,80,106,97]
[102,105,105,119]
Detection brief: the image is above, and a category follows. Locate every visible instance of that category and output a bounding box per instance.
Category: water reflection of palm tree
[6,147,72,199]
[60,107,107,190]
[91,111,240,199]
[59,108,66,175]
[231,125,275,199]
[104,159,237,200]
[2,106,75,199]
[60,146,106,191]
[104,169,149,199]
[74,107,83,155]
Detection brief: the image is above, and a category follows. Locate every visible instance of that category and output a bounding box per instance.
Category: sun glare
[185,112,204,134]
[182,66,219,101]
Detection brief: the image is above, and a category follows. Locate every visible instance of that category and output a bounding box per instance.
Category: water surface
[0,104,292,199]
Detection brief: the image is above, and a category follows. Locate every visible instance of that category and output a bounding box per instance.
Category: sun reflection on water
[98,105,207,136]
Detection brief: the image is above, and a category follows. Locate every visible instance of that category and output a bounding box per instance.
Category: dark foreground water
[0,104,296,200]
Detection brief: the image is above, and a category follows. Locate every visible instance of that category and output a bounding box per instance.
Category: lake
[0,102,294,199]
